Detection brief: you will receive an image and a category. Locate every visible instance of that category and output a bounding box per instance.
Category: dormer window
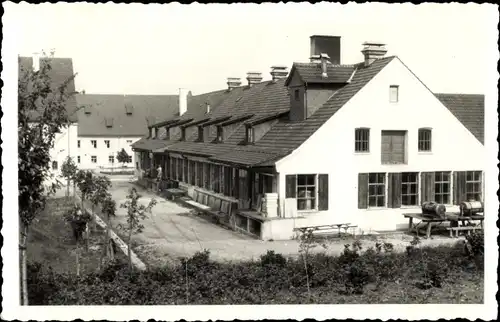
[216,126,224,143]
[294,89,300,101]
[105,117,113,128]
[164,127,170,140]
[181,128,186,141]
[84,105,91,115]
[205,102,211,114]
[246,126,254,144]
[198,126,204,142]
[125,102,133,115]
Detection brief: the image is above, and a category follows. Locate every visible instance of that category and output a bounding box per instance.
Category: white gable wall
[275,58,484,234]
[77,136,141,170]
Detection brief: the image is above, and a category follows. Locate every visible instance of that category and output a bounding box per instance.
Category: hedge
[28,235,483,305]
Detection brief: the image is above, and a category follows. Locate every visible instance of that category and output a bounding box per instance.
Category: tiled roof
[131,138,174,152]
[19,56,78,122]
[286,63,356,85]
[256,57,396,152]
[76,94,179,137]
[435,93,485,144]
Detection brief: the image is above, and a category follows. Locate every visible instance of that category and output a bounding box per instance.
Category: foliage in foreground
[28,236,484,305]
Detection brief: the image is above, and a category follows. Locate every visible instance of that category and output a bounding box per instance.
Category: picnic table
[403,212,484,239]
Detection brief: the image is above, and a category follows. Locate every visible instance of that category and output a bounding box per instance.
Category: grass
[27,196,125,275]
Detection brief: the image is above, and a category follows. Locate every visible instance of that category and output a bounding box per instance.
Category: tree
[119,188,156,273]
[101,195,117,263]
[89,175,111,232]
[116,148,130,167]
[75,170,95,210]
[60,156,78,198]
[18,52,77,305]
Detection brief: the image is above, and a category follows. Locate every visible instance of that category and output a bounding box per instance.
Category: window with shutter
[297,174,316,210]
[435,171,451,204]
[285,175,297,198]
[420,172,435,203]
[318,174,329,211]
[465,171,482,201]
[368,173,386,207]
[401,172,418,206]
[358,173,369,209]
[381,131,406,164]
[388,172,402,208]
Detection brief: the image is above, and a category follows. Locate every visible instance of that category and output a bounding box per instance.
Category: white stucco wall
[274,58,485,235]
[77,136,141,170]
[49,123,79,176]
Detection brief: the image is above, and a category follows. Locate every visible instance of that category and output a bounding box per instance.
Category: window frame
[368,173,386,208]
[104,140,110,148]
[465,171,482,201]
[434,171,451,205]
[418,128,432,152]
[354,128,370,153]
[246,126,255,144]
[91,155,97,163]
[127,155,132,163]
[77,140,80,148]
[216,126,224,143]
[51,161,58,170]
[77,156,81,164]
[401,172,419,206]
[389,85,399,103]
[91,140,97,148]
[108,155,114,164]
[294,89,300,101]
[296,174,318,211]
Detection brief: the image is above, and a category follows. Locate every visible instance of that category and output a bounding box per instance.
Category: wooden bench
[191,189,238,225]
[446,225,482,238]
[294,223,358,237]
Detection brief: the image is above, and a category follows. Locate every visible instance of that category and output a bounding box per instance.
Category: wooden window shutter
[285,175,297,198]
[388,173,402,208]
[420,172,435,203]
[318,174,329,211]
[453,171,467,204]
[358,173,369,209]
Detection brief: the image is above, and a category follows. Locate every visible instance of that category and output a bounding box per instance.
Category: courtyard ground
[89,179,465,267]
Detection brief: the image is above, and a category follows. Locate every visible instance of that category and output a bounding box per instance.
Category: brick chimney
[270,66,288,82]
[310,35,341,65]
[227,77,242,91]
[179,88,188,116]
[246,72,263,87]
[361,42,387,66]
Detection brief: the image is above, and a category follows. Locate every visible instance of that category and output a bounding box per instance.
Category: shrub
[260,250,287,267]
[464,231,484,258]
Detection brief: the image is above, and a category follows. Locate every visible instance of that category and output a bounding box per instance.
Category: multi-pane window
[77,140,80,148]
[77,156,81,163]
[368,173,386,207]
[297,174,316,210]
[465,171,482,201]
[246,127,254,144]
[389,85,399,103]
[91,140,97,148]
[434,171,451,204]
[418,128,432,152]
[91,156,97,163]
[52,161,58,170]
[216,126,223,143]
[104,140,110,148]
[109,155,114,163]
[127,156,132,163]
[401,172,418,206]
[355,128,370,152]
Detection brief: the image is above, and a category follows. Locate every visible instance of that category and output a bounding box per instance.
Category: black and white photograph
[1,2,498,321]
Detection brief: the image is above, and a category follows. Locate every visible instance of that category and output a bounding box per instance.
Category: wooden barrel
[460,201,484,215]
[421,201,446,218]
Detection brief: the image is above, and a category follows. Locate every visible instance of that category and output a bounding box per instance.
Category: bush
[27,241,484,305]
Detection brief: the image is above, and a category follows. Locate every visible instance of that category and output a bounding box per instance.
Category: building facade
[131,35,484,240]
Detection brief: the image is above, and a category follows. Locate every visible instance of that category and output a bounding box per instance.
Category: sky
[4,2,497,95]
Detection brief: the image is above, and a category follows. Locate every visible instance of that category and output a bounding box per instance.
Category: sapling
[100,195,117,264]
[297,228,328,301]
[119,187,157,273]
[60,156,78,199]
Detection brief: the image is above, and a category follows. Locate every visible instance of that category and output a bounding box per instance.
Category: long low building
[138,35,480,239]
